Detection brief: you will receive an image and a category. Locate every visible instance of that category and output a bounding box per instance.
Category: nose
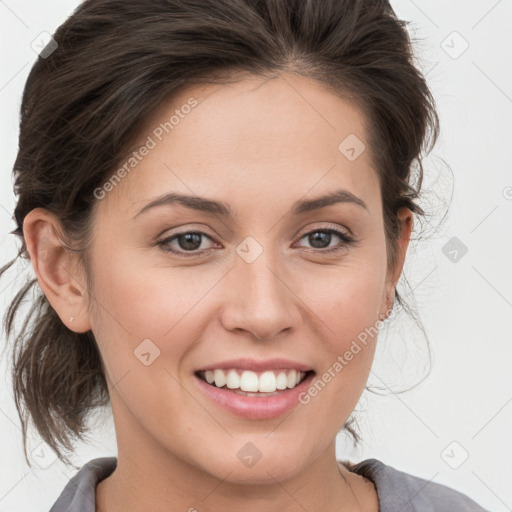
[220,246,302,341]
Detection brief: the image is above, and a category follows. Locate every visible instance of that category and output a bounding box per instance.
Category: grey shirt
[49,457,490,511]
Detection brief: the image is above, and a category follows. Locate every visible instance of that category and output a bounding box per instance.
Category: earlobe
[23,208,91,333]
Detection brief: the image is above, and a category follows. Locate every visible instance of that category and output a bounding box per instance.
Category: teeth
[213,369,226,388]
[241,370,259,392]
[276,371,288,390]
[226,369,240,389]
[201,369,307,393]
[258,371,276,392]
[286,369,297,389]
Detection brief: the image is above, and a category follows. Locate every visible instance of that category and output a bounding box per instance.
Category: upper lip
[196,358,314,373]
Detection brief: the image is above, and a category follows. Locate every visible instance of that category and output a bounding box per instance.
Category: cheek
[87,244,223,378]
[295,256,387,410]
[86,251,204,429]
[277,271,384,459]
[328,274,383,346]
[301,255,386,338]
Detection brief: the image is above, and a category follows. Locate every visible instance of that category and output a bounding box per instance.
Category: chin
[195,444,308,485]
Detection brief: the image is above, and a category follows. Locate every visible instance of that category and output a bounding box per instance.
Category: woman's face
[80,72,410,482]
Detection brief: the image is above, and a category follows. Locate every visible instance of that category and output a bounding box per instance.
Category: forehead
[98,72,381,220]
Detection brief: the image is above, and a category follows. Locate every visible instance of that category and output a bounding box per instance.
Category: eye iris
[309,231,331,249]
[178,233,202,250]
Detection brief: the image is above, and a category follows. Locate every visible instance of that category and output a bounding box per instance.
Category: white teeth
[240,370,259,392]
[276,372,288,390]
[258,371,276,392]
[286,369,297,389]
[213,369,226,388]
[200,368,307,393]
[226,369,240,389]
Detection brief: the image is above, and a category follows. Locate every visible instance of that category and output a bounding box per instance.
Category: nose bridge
[222,234,299,340]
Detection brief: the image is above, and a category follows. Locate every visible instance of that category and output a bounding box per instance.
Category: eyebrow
[133,188,368,219]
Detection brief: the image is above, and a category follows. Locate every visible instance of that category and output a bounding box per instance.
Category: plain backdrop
[1,1,511,511]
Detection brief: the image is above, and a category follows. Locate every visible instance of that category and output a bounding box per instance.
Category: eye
[294,227,355,254]
[157,230,218,257]
[157,226,355,258]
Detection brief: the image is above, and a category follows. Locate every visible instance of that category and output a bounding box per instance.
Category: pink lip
[196,358,314,372]
[194,370,315,420]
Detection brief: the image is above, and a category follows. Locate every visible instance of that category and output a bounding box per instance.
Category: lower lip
[194,372,315,420]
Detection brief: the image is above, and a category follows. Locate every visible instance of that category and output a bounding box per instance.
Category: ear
[23,208,91,333]
[380,207,414,319]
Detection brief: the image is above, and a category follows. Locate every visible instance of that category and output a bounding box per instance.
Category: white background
[1,1,511,511]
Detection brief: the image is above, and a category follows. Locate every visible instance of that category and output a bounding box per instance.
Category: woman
[1,0,490,510]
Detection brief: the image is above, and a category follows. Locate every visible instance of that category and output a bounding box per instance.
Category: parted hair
[1,0,439,468]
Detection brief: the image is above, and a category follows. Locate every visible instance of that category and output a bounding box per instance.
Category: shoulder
[341,458,490,512]
[49,457,117,512]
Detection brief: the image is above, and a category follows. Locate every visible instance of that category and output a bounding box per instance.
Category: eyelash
[156,227,355,258]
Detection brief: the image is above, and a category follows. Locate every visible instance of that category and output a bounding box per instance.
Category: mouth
[195,368,315,396]
[193,365,316,419]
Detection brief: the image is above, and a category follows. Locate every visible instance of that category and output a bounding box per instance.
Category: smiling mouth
[195,368,315,396]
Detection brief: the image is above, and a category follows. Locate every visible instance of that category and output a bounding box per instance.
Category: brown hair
[1,0,440,468]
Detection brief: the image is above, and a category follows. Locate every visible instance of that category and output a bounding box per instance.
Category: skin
[24,72,412,512]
